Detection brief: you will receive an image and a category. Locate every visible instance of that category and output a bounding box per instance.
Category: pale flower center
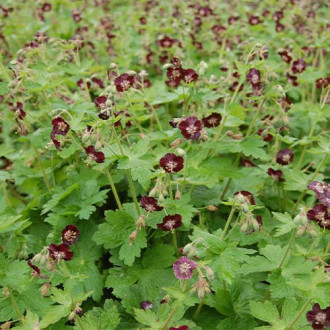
[166,161,177,172]
[121,81,131,90]
[282,154,291,162]
[252,74,259,84]
[186,125,197,135]
[164,220,176,230]
[180,262,191,275]
[53,251,66,260]
[315,312,326,323]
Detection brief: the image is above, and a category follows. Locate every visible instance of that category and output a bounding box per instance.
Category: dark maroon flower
[246,68,261,86]
[169,326,189,330]
[278,50,292,63]
[276,22,285,32]
[77,79,91,90]
[52,117,70,136]
[173,256,196,279]
[10,102,26,120]
[258,46,269,60]
[114,73,135,92]
[62,225,80,245]
[94,97,108,111]
[197,6,213,17]
[48,243,74,261]
[27,260,41,277]
[291,59,306,74]
[211,24,226,35]
[234,190,256,205]
[202,113,222,128]
[158,36,177,48]
[276,149,294,165]
[267,168,285,182]
[307,204,330,229]
[257,129,273,142]
[71,10,81,23]
[229,81,244,92]
[249,15,261,25]
[158,214,182,231]
[179,116,203,140]
[182,69,198,84]
[171,57,182,68]
[34,31,48,43]
[273,11,284,21]
[91,77,104,89]
[140,301,153,310]
[228,16,239,25]
[160,153,184,173]
[41,3,51,12]
[140,196,163,212]
[85,146,105,163]
[315,78,330,89]
[167,67,184,81]
[139,17,147,25]
[306,303,330,330]
[241,159,256,167]
[165,78,181,88]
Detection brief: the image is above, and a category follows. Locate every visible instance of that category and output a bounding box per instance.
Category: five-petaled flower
[276,148,294,165]
[48,243,74,261]
[62,225,80,245]
[182,69,198,84]
[51,117,70,150]
[159,153,184,173]
[157,214,182,231]
[267,168,285,182]
[173,256,196,279]
[246,68,261,86]
[306,303,330,330]
[202,113,222,128]
[114,73,135,92]
[234,190,256,205]
[291,59,306,74]
[140,196,163,212]
[85,145,105,163]
[169,326,189,330]
[179,116,203,140]
[307,204,330,229]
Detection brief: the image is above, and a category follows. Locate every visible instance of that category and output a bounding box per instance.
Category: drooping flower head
[291,59,307,74]
[157,214,182,231]
[182,69,199,84]
[27,260,41,277]
[85,146,105,163]
[202,113,222,128]
[307,204,329,229]
[94,96,107,110]
[51,117,70,150]
[159,153,184,173]
[173,256,196,280]
[62,225,80,245]
[114,73,135,92]
[276,149,294,165]
[234,190,256,205]
[267,168,285,182]
[140,196,163,212]
[257,129,273,142]
[179,116,203,140]
[48,243,74,261]
[306,303,330,330]
[278,49,292,63]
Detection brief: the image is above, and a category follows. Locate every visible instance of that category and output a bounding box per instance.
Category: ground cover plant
[0,0,329,329]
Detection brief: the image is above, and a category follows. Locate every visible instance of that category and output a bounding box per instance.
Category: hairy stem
[105,169,123,210]
[221,206,236,240]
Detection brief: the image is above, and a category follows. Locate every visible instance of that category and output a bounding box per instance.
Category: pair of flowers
[165,57,198,87]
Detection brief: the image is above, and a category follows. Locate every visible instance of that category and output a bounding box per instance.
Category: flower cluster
[50,117,70,150]
[165,57,198,87]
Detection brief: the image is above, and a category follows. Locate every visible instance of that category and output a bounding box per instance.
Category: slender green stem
[278,228,297,269]
[245,98,266,138]
[220,153,240,200]
[105,169,123,210]
[221,206,236,240]
[149,104,163,132]
[34,147,51,192]
[192,301,204,321]
[172,230,178,254]
[287,298,312,330]
[125,93,143,133]
[168,173,173,200]
[162,305,178,330]
[126,170,140,215]
[291,154,328,216]
[8,287,23,322]
[277,184,282,212]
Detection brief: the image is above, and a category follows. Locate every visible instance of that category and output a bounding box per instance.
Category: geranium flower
[140,196,163,212]
[291,59,306,74]
[287,73,298,86]
[315,78,330,89]
[159,153,184,173]
[171,57,182,68]
[27,260,41,277]
[114,111,132,127]
[248,15,261,25]
[169,326,189,330]
[85,146,105,163]
[48,243,74,261]
[167,67,184,81]
[114,73,135,92]
[62,225,80,245]
[307,204,329,229]
[182,69,198,83]
[173,256,196,279]
[278,50,292,63]
[246,68,261,86]
[179,116,203,140]
[34,31,48,43]
[306,303,330,330]
[308,181,330,207]
[234,190,256,205]
[91,77,104,89]
[267,168,285,182]
[158,36,177,48]
[276,22,285,32]
[157,214,182,231]
[70,34,84,50]
[202,113,222,127]
[9,102,26,120]
[273,11,284,21]
[257,129,273,142]
[140,301,153,310]
[50,117,70,150]
[94,96,107,109]
[276,149,294,165]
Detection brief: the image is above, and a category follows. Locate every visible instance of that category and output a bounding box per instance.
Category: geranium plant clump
[0,0,329,329]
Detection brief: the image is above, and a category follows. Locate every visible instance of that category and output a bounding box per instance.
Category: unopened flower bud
[40,282,51,297]
[1,322,12,330]
[162,63,173,70]
[176,148,186,156]
[136,214,146,228]
[242,203,250,214]
[206,205,218,211]
[204,266,214,281]
[109,63,117,69]
[171,138,183,148]
[126,70,137,76]
[2,287,10,297]
[293,208,307,226]
[68,311,76,322]
[296,225,305,236]
[241,221,249,232]
[252,219,260,231]
[198,60,208,75]
[175,189,181,200]
[129,230,138,245]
